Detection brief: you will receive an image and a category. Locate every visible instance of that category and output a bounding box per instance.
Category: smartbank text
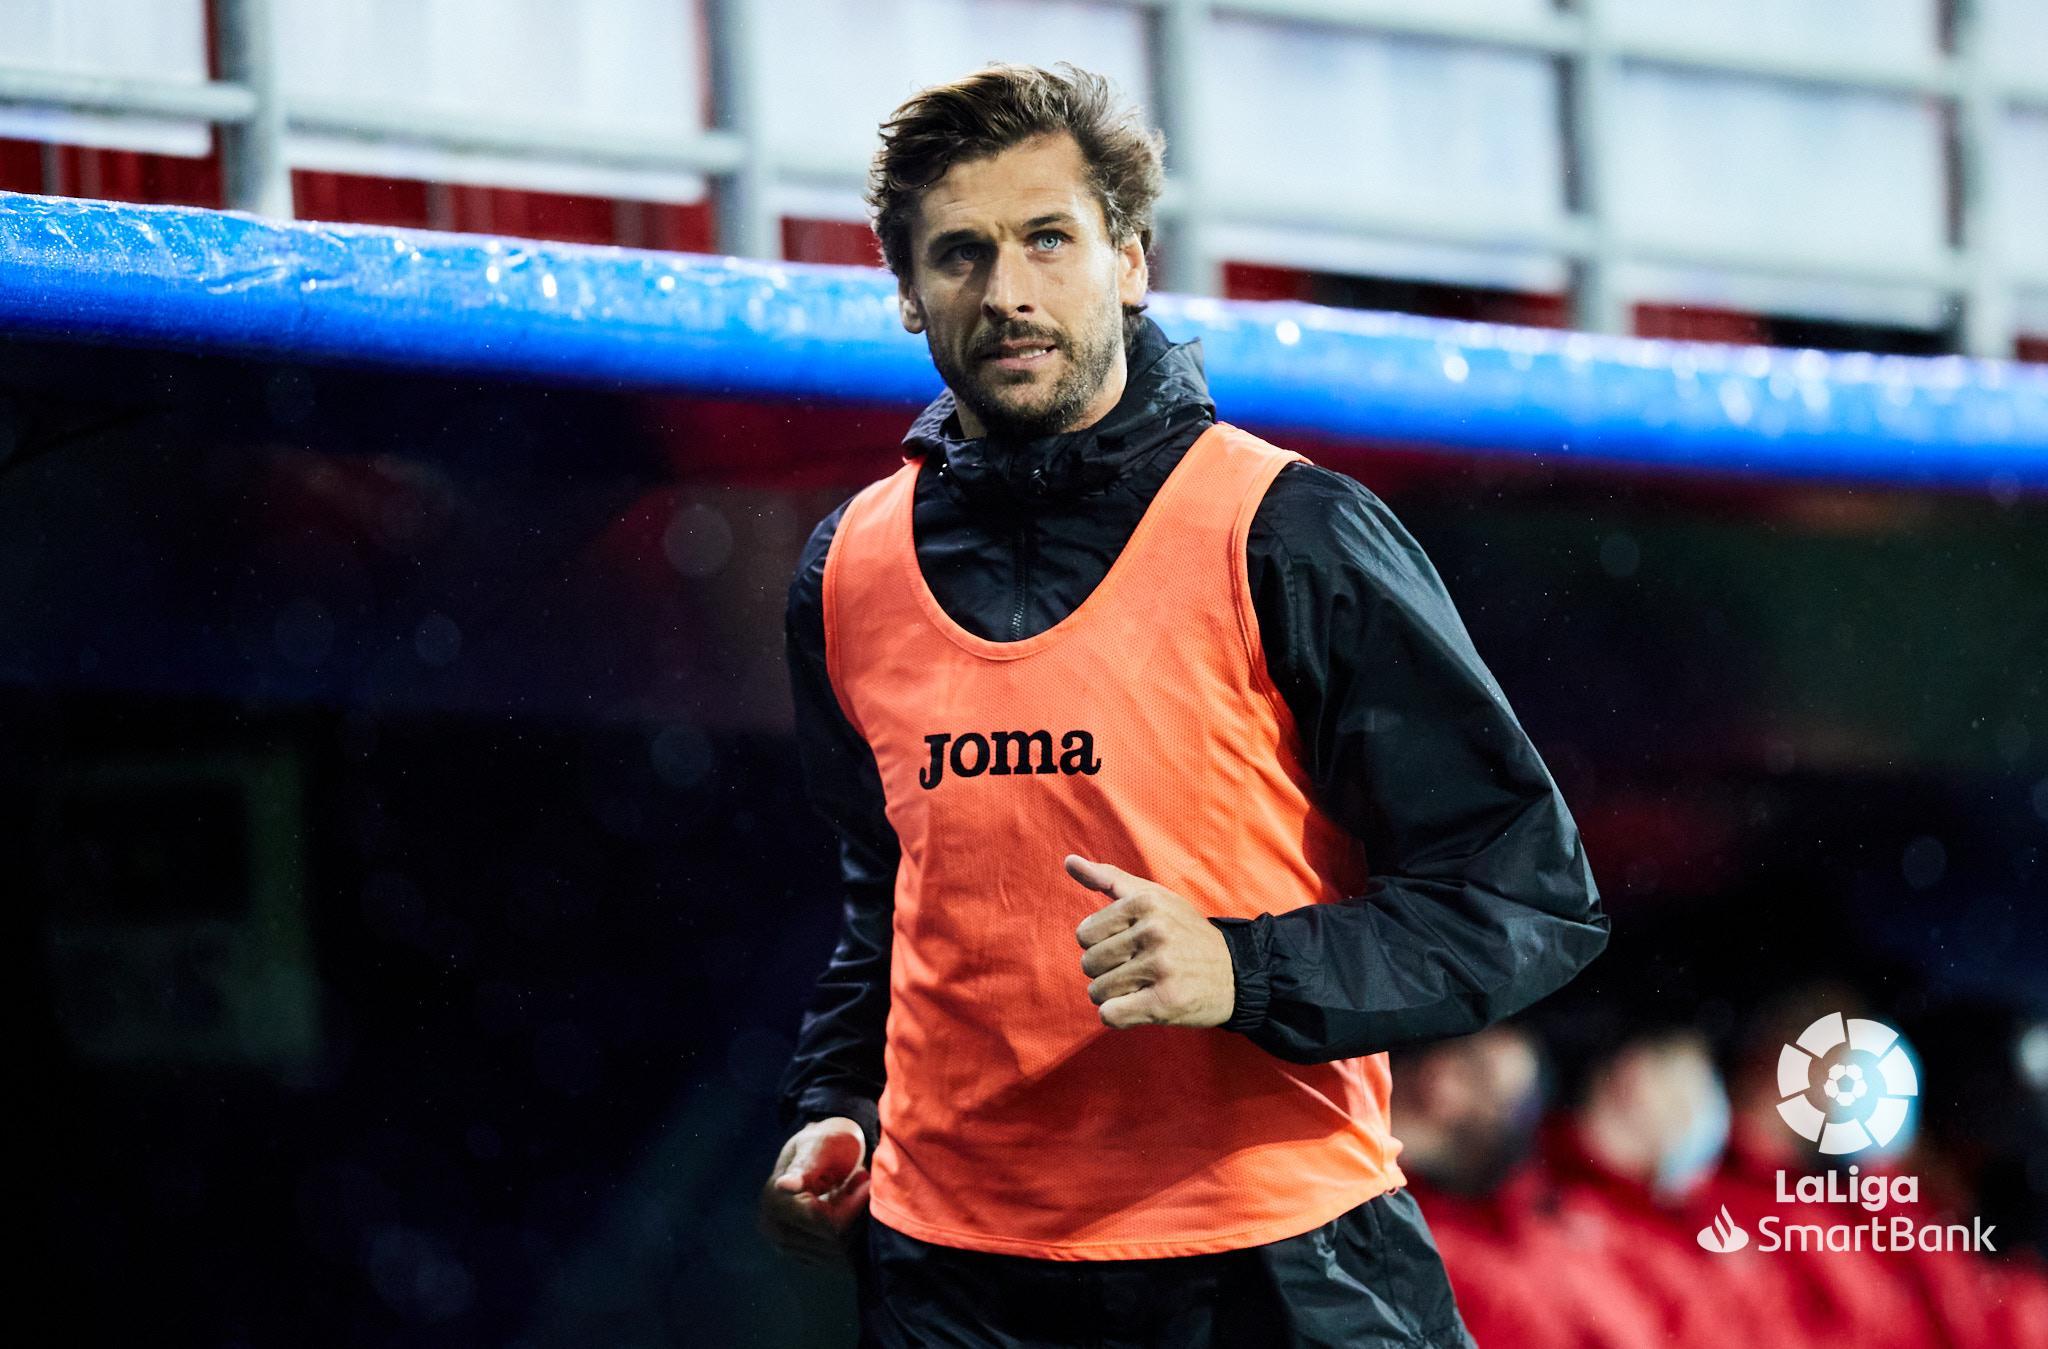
[1749,1214,1997,1254]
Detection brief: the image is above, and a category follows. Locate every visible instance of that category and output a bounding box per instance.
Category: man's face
[897,131,1148,440]
[1413,1029,1543,1196]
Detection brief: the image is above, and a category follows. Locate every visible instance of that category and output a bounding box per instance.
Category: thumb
[1064,854,1133,898]
[776,1126,862,1193]
[775,1141,823,1192]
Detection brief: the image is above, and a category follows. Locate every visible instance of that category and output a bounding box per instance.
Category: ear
[1115,234,1148,309]
[898,279,926,335]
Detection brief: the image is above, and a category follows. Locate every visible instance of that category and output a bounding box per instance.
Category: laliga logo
[1776,1012,1920,1155]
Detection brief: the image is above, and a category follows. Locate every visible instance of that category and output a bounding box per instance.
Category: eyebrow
[924,213,1080,263]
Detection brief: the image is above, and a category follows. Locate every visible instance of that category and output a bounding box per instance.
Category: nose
[981,238,1038,323]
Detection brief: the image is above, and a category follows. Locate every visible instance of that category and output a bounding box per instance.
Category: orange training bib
[821,420,1404,1260]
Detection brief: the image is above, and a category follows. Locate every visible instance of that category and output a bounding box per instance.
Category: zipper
[1008,519,1032,640]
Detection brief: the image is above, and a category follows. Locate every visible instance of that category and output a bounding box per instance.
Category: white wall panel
[276,0,708,200]
[0,0,210,155]
[1606,0,1938,67]
[1196,17,1564,288]
[2015,290,2048,337]
[1995,107,2048,280]
[1608,67,1947,272]
[1378,0,1558,23]
[758,0,1151,172]
[1983,0,2048,85]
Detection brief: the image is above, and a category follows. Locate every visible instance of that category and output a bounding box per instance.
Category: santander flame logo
[1696,1205,1750,1253]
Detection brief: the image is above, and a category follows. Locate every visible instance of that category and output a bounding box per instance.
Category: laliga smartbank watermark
[1696,1012,1998,1257]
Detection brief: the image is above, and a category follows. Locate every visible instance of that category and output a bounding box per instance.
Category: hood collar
[900,314,1215,510]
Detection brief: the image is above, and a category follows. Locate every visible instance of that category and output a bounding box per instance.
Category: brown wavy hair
[866,61,1166,324]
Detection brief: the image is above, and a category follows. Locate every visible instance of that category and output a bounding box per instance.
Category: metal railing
[0,0,2040,356]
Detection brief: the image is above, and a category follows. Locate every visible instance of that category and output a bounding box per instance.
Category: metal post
[1563,0,1627,334]
[1152,0,1221,298]
[707,0,777,259]
[214,0,292,219]
[1952,0,2012,359]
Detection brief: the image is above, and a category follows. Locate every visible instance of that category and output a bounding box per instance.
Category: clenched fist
[1067,854,1237,1030]
[757,1117,870,1268]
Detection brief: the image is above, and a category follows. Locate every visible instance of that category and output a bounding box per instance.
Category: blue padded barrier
[4,189,2048,489]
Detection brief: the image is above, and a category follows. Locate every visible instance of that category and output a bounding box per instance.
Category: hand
[1066,854,1237,1030]
[757,1117,870,1267]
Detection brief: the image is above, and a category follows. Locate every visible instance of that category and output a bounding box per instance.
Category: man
[1530,1014,1772,1349]
[1389,1027,1579,1349]
[759,61,1608,1347]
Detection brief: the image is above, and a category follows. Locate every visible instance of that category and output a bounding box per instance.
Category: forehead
[913,132,1104,243]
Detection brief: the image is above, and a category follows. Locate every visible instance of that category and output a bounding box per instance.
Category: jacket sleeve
[1209,463,1609,1064]
[771,497,899,1166]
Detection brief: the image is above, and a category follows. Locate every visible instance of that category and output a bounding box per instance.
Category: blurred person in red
[1396,1024,1646,1349]
[1528,990,1820,1349]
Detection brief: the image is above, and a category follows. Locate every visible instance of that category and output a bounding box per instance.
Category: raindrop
[367,1225,474,1323]
[1598,533,1640,578]
[1900,836,1946,890]
[375,491,443,555]
[651,723,715,789]
[414,612,461,667]
[664,502,735,578]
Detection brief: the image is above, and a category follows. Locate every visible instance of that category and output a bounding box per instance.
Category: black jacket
[775,314,1608,1166]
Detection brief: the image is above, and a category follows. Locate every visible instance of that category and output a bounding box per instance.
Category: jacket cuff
[796,1089,880,1167]
[1210,915,1274,1035]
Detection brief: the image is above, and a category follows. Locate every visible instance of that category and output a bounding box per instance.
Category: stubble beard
[933,295,1125,442]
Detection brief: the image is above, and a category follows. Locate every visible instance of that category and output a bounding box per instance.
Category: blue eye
[943,233,1064,263]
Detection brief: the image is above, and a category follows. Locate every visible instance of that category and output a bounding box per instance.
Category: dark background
[5,329,2043,1346]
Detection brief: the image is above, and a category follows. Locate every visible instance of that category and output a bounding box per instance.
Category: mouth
[984,344,1059,371]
